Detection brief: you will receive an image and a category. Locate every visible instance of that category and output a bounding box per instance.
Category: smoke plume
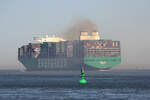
[63,19,98,40]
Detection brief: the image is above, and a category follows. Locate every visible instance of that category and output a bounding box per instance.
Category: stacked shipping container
[83,40,120,57]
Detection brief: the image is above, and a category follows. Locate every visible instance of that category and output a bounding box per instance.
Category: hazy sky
[0,0,150,70]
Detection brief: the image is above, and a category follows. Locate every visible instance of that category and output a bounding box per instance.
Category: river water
[0,70,150,100]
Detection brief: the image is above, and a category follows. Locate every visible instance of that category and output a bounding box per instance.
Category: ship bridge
[80,31,100,40]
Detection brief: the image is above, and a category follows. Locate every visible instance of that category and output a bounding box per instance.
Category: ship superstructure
[18,31,121,71]
[33,35,66,43]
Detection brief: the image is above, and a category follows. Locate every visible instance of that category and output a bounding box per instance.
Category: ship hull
[84,56,121,69]
[19,56,121,71]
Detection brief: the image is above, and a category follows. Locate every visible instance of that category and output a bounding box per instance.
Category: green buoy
[79,67,87,84]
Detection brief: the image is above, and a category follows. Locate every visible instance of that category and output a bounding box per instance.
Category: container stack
[19,39,120,59]
[55,42,67,57]
[83,40,120,57]
[66,41,73,57]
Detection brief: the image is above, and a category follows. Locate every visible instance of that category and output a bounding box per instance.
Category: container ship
[18,31,121,71]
